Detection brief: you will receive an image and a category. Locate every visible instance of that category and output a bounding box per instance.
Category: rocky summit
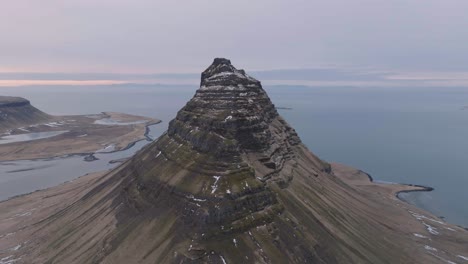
[132,57,304,240]
[19,59,459,264]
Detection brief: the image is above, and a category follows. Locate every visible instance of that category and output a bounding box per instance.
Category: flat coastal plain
[0,112,160,161]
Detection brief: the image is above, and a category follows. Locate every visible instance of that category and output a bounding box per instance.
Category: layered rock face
[0,96,50,131]
[126,59,307,232]
[28,59,431,264]
[169,57,282,154]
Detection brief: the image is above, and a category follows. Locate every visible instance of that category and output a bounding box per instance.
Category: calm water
[0,124,163,201]
[0,130,69,144]
[0,84,467,227]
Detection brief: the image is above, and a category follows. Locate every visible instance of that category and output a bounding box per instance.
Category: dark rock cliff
[28,59,427,264]
[127,59,308,231]
[169,57,283,154]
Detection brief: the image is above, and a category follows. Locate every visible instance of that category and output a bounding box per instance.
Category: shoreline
[0,111,160,161]
[0,170,110,204]
[0,121,161,203]
[0,120,161,163]
[357,169,435,198]
[83,120,161,162]
[347,166,468,229]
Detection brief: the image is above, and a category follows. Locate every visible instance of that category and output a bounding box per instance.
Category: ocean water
[268,86,468,227]
[0,84,467,227]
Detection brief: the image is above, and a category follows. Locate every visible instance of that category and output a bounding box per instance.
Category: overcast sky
[1,0,467,77]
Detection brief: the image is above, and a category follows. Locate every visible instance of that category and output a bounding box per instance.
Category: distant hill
[0,96,51,131]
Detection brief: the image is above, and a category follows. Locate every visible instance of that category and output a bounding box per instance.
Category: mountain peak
[169,58,295,157]
[201,58,257,86]
[212,57,232,65]
[22,58,455,264]
[122,59,307,249]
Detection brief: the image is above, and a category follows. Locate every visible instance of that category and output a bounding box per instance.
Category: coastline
[331,163,468,230]
[0,170,110,204]
[357,168,435,199]
[0,115,161,162]
[395,184,435,203]
[0,120,161,203]
[82,120,161,162]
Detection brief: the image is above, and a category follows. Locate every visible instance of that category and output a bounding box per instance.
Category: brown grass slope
[20,123,436,264]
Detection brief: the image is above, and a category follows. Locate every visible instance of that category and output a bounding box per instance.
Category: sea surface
[0,84,467,227]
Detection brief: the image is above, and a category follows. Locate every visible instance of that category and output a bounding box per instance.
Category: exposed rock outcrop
[18,59,456,264]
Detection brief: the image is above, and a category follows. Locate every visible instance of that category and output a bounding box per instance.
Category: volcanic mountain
[0,96,50,131]
[16,59,468,263]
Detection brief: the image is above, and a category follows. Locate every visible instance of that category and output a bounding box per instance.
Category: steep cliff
[21,59,458,264]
